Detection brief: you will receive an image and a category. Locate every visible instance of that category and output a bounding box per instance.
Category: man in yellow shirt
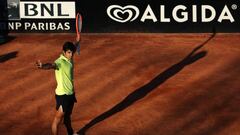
[36,41,79,135]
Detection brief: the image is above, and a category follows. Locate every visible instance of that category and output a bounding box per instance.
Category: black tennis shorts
[55,94,77,115]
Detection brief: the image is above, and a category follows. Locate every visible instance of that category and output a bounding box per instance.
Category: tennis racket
[75,13,82,55]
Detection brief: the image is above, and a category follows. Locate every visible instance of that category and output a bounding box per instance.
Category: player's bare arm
[36,60,57,70]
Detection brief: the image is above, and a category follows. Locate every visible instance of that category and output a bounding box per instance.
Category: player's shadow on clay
[0,51,18,63]
[77,33,215,135]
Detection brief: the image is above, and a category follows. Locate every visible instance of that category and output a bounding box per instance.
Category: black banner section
[77,0,240,33]
[0,0,9,37]
[1,0,240,33]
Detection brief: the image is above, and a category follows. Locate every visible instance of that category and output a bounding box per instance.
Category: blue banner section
[1,0,240,33]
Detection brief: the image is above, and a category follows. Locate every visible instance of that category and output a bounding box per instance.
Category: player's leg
[52,106,64,135]
[64,102,74,135]
[64,114,74,134]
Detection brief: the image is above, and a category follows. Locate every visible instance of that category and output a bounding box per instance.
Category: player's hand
[36,60,42,69]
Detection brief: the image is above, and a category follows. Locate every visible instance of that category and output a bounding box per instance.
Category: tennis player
[36,38,80,135]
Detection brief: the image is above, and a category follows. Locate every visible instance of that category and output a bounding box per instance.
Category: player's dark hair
[63,41,76,53]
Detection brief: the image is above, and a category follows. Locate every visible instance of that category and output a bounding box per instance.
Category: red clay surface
[0,33,239,135]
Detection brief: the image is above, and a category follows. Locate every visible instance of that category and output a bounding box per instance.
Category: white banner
[20,1,75,19]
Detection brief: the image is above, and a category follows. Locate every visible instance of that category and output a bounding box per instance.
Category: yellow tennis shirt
[54,54,74,95]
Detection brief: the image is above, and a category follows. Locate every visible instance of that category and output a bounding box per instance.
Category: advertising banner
[2,0,76,33]
[1,0,240,33]
[78,0,240,33]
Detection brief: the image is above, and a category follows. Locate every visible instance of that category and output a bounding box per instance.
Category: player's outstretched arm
[36,60,57,70]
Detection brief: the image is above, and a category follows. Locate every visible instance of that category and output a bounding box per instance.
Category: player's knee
[55,111,64,120]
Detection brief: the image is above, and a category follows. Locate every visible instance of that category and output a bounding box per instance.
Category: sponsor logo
[20,2,75,19]
[107,5,139,23]
[8,22,71,31]
[8,1,75,20]
[107,4,238,23]
[8,0,20,20]
[5,1,76,31]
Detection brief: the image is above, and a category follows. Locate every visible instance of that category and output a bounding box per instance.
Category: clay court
[0,33,239,135]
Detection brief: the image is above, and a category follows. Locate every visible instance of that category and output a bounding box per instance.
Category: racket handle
[76,41,80,55]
